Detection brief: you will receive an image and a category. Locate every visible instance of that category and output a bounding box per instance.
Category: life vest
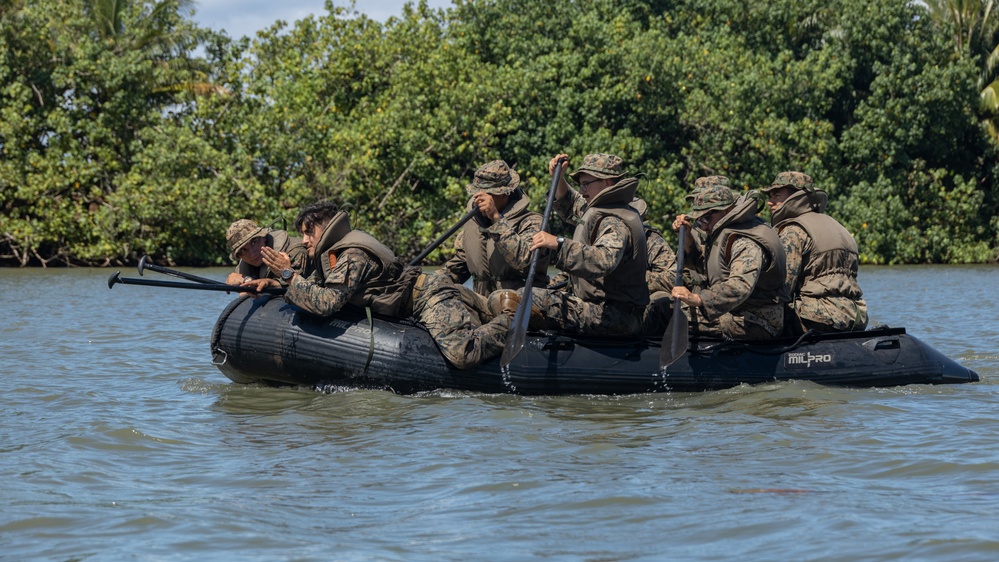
[569,177,650,308]
[704,195,787,308]
[772,189,863,300]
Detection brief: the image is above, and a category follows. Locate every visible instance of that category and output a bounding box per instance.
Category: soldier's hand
[548,154,569,176]
[473,193,501,221]
[261,246,291,272]
[672,214,692,232]
[242,277,279,296]
[530,231,559,252]
[226,272,246,286]
[671,286,702,308]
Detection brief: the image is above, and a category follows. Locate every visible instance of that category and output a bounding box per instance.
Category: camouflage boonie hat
[226,219,266,261]
[688,185,736,220]
[569,153,625,181]
[687,175,730,202]
[465,160,521,196]
[763,171,813,193]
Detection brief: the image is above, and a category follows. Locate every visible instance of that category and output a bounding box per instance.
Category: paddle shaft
[407,209,478,267]
[138,255,224,285]
[659,224,690,368]
[500,158,565,367]
[108,271,285,295]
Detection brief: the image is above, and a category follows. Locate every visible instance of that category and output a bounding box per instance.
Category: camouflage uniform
[763,172,868,334]
[529,153,650,336]
[227,219,308,281]
[443,160,548,296]
[685,185,787,340]
[284,210,508,369]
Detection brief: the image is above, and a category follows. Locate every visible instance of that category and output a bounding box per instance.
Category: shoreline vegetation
[2,0,998,268]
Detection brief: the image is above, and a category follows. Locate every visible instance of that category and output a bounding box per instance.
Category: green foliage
[1,0,997,266]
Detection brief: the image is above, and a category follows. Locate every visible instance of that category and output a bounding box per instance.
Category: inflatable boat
[209,295,979,394]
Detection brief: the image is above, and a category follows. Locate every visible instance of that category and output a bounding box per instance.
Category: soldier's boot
[487,290,544,328]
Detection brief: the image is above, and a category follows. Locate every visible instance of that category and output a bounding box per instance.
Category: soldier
[442,160,549,296]
[247,201,510,369]
[671,184,788,340]
[762,171,868,334]
[224,218,308,286]
[492,153,650,336]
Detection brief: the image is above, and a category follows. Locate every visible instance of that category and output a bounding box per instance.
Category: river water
[2,265,998,561]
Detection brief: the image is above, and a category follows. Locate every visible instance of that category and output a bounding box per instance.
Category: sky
[189,0,454,39]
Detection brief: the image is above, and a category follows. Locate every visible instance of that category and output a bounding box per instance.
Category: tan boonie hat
[688,184,736,220]
[569,153,625,181]
[226,219,266,261]
[465,160,521,196]
[763,171,813,193]
[687,175,730,202]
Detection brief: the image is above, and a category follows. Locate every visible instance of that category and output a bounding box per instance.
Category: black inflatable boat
[209,295,979,394]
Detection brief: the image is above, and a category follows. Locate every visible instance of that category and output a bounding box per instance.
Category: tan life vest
[705,196,787,307]
[773,190,863,300]
[569,177,650,308]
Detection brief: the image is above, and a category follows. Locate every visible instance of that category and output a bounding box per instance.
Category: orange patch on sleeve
[328,253,337,270]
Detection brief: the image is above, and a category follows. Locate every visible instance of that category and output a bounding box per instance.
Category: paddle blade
[659,300,689,368]
[500,300,531,367]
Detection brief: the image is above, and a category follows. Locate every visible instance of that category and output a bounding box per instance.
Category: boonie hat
[569,153,625,181]
[688,184,736,220]
[466,160,521,196]
[687,175,730,202]
[763,171,813,193]
[226,219,266,261]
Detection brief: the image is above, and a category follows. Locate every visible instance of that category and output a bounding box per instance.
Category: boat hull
[210,295,979,394]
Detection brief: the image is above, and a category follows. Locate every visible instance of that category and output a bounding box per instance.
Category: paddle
[138,255,224,285]
[659,224,689,368]
[107,271,285,295]
[500,158,566,367]
[407,209,479,267]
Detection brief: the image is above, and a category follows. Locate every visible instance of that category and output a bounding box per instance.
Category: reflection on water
[1,265,997,560]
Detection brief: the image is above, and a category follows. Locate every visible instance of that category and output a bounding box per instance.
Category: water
[2,265,998,561]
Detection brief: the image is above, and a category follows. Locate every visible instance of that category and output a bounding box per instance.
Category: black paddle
[500,158,566,367]
[407,208,479,267]
[138,255,224,285]
[107,271,285,295]
[659,224,689,368]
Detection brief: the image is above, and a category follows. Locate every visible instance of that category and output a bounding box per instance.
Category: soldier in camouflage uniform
[493,153,649,336]
[762,171,868,334]
[248,201,510,369]
[443,160,549,296]
[225,218,308,286]
[671,184,788,340]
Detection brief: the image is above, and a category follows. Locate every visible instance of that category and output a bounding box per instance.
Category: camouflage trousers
[790,296,869,334]
[690,303,784,340]
[525,287,644,336]
[412,271,510,369]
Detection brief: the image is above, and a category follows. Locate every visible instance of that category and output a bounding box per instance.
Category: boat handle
[211,348,228,366]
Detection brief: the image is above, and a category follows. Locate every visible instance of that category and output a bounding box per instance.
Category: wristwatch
[556,236,566,251]
[280,268,295,282]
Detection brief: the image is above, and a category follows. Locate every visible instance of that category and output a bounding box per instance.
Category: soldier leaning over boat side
[671,184,789,340]
[224,218,308,286]
[489,153,650,336]
[244,200,510,370]
[761,171,869,335]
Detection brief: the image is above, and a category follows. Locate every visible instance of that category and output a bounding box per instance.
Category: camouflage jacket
[645,225,678,294]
